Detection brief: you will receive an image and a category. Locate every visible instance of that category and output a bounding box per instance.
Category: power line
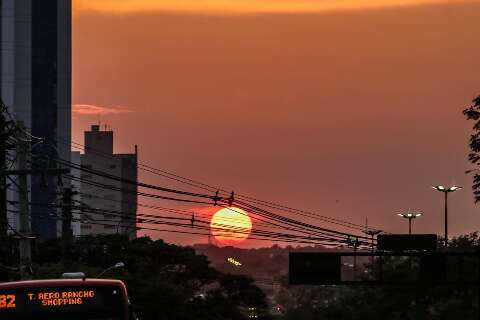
[15,207,358,248]
[56,154,373,242]
[68,172,368,244]
[27,137,378,246]
[67,174,213,206]
[77,191,287,231]
[13,200,369,248]
[60,138,382,233]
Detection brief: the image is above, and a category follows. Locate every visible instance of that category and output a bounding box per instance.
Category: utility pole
[17,122,32,280]
[0,106,7,241]
[1,105,70,278]
[0,104,10,282]
[4,162,69,279]
[62,187,74,266]
[363,218,381,252]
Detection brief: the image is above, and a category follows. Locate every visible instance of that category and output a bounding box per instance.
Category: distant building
[1,0,72,239]
[75,125,138,239]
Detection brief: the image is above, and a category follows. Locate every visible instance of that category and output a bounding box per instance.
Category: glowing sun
[210,207,252,246]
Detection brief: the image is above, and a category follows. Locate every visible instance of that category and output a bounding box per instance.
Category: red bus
[0,278,137,320]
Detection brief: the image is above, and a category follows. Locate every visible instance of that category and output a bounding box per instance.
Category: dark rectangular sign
[377,234,437,251]
[289,252,341,285]
[0,285,123,319]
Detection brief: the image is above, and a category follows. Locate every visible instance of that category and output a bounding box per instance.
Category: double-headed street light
[432,185,462,245]
[397,212,422,235]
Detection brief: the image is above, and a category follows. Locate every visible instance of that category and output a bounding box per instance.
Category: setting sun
[210,207,252,246]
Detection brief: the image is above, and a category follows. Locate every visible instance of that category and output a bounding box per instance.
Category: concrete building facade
[75,125,138,239]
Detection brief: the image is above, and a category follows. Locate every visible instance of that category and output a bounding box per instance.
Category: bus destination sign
[0,285,122,316]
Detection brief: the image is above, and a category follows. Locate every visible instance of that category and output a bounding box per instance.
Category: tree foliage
[31,235,270,320]
[463,95,480,202]
[282,233,480,319]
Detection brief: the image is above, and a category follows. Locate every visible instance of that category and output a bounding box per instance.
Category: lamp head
[397,212,422,219]
[448,186,462,192]
[433,185,462,193]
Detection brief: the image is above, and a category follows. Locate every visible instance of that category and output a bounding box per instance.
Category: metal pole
[0,108,7,239]
[477,251,480,319]
[477,251,480,320]
[116,220,121,234]
[409,218,412,235]
[62,188,73,264]
[0,106,9,282]
[17,123,31,280]
[445,192,448,246]
[353,241,357,281]
[96,265,114,278]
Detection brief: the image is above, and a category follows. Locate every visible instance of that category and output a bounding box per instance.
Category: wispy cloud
[74,0,469,14]
[73,104,132,115]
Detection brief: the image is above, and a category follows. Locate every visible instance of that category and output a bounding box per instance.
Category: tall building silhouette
[1,0,71,239]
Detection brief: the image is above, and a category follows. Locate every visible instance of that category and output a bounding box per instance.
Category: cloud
[74,0,470,14]
[72,104,132,115]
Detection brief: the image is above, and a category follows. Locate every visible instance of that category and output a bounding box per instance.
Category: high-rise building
[1,0,72,239]
[74,125,138,239]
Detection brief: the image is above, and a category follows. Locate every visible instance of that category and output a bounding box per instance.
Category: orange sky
[74,0,474,13]
[73,1,480,246]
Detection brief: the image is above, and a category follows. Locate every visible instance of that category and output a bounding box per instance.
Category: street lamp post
[432,185,462,245]
[397,212,422,235]
[96,262,125,278]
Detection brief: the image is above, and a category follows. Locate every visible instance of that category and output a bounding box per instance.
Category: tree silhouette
[283,233,480,319]
[463,95,480,202]
[31,235,270,320]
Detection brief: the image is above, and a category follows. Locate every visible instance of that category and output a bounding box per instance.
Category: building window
[81,225,92,229]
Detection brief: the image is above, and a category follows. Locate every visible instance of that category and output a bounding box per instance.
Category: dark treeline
[26,235,270,320]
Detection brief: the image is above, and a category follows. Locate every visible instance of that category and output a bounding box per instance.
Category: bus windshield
[0,279,129,320]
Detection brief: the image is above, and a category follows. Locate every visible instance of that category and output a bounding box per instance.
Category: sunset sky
[75,0,470,13]
[72,0,480,246]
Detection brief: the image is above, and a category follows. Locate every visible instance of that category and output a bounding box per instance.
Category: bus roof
[0,278,126,290]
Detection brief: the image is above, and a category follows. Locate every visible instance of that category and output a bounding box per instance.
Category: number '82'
[0,294,16,308]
